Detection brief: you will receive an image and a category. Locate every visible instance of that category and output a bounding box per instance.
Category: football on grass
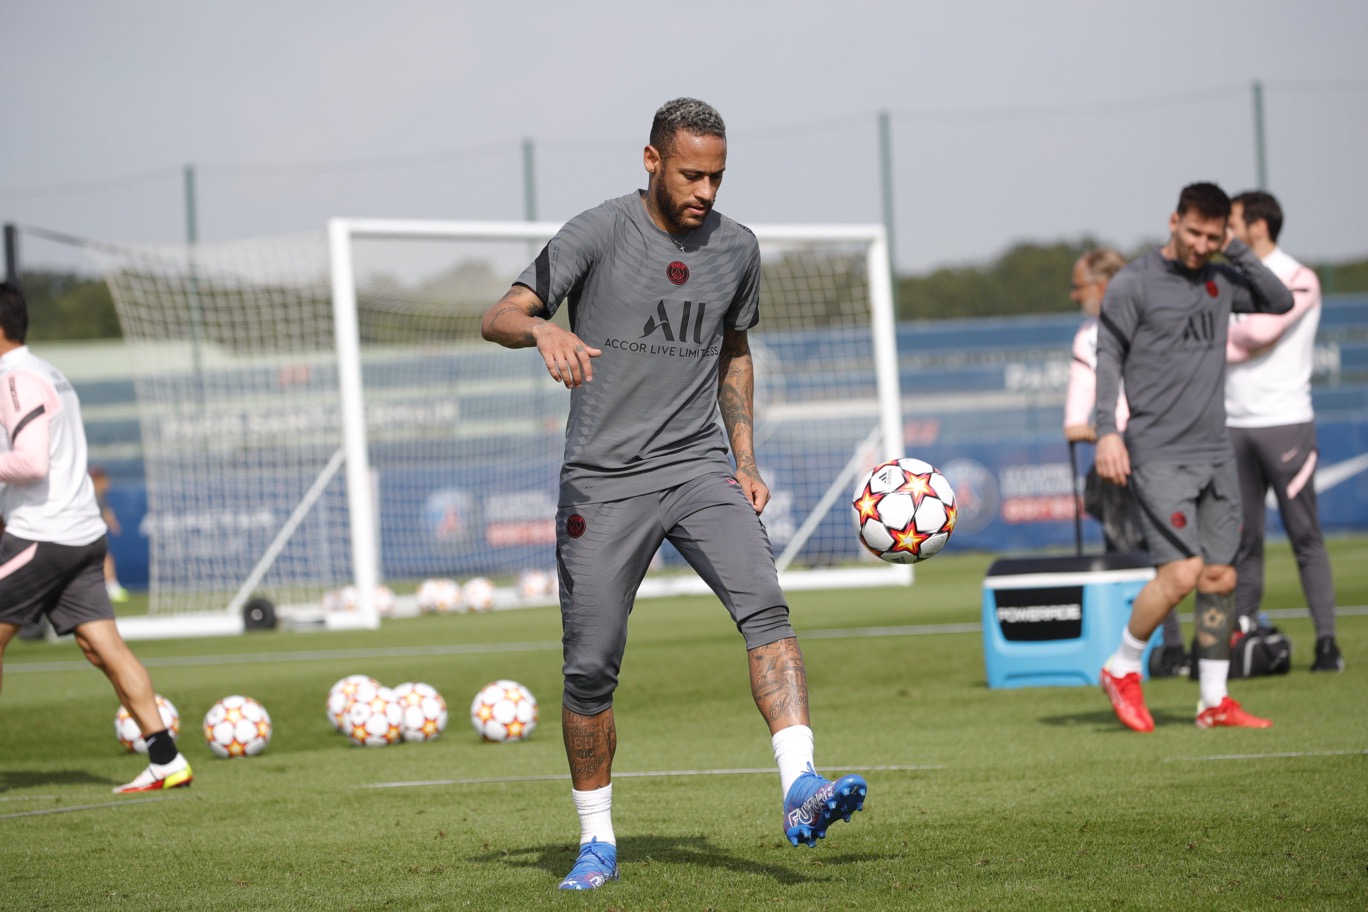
[415,578,462,614]
[326,674,380,733]
[114,694,180,754]
[852,457,957,563]
[203,695,272,758]
[463,576,495,612]
[469,680,538,743]
[392,681,449,742]
[344,685,404,747]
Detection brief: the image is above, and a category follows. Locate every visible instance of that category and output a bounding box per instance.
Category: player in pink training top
[0,282,192,793]
[1225,190,1342,672]
[1065,249,1139,548]
[1064,248,1130,448]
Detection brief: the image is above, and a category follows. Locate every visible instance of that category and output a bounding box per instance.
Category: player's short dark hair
[650,98,726,159]
[0,282,28,345]
[1232,190,1284,243]
[1175,182,1231,221]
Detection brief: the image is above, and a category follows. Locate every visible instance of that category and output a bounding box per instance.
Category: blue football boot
[557,838,620,890]
[782,764,867,847]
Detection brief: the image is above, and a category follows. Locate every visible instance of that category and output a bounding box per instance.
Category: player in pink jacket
[0,282,192,793]
[1226,190,1341,672]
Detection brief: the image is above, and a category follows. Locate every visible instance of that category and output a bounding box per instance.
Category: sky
[4,1,1368,281]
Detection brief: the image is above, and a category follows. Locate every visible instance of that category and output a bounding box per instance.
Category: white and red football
[852,457,957,564]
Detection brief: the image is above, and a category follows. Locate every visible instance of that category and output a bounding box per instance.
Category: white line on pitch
[6,639,563,674]
[806,623,981,639]
[807,605,1368,640]
[0,794,184,821]
[359,763,940,790]
[0,795,57,802]
[1163,748,1368,763]
[11,605,1366,674]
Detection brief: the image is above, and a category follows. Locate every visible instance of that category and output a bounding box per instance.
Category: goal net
[90,219,906,629]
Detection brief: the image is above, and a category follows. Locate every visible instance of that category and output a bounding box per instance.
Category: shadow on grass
[1038,706,1194,729]
[1,769,116,790]
[1039,707,1126,728]
[469,834,886,885]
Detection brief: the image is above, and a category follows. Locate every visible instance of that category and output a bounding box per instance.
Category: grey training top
[1095,237,1294,465]
[516,191,762,505]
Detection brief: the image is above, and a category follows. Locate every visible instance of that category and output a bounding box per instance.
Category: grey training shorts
[556,472,794,715]
[1128,460,1242,567]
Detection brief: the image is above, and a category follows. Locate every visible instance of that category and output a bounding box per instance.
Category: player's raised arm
[1222,236,1294,316]
[480,284,601,389]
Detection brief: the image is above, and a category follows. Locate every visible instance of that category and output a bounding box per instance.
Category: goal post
[90,217,909,633]
[326,217,911,600]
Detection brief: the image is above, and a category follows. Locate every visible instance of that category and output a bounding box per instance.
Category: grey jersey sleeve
[514,206,611,317]
[725,239,763,331]
[1094,269,1139,438]
[1220,237,1295,316]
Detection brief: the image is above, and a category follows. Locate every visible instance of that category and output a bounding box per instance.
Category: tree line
[896,240,1368,321]
[17,242,1368,342]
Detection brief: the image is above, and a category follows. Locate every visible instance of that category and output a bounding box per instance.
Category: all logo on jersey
[1205,280,1218,297]
[1182,310,1216,345]
[667,261,689,285]
[641,300,707,344]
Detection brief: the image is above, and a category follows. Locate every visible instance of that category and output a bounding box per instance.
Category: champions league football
[852,457,957,564]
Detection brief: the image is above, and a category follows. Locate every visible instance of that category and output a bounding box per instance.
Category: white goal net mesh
[91,221,904,618]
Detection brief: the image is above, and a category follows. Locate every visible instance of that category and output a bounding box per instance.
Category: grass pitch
[3,539,1367,911]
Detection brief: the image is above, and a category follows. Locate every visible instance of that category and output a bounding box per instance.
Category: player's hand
[532,323,601,389]
[735,465,770,514]
[1064,424,1097,443]
[1094,433,1131,486]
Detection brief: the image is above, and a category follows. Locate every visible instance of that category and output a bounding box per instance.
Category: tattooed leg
[562,706,616,791]
[1194,590,1237,661]
[748,637,811,734]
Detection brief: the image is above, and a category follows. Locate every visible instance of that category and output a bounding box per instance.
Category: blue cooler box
[982,553,1158,689]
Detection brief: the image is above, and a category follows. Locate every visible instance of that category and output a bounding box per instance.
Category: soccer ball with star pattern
[203,695,273,758]
[392,681,449,743]
[852,457,957,564]
[469,680,538,743]
[114,693,181,754]
[344,685,404,747]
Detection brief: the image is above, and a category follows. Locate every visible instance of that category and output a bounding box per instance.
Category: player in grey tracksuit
[480,98,866,891]
[1093,182,1293,733]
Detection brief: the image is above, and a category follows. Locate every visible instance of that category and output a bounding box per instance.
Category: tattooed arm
[718,327,769,513]
[480,285,601,389]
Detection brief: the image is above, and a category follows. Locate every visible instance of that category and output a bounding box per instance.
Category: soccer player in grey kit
[480,98,866,891]
[1094,182,1293,733]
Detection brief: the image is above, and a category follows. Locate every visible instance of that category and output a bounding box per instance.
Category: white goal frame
[327,217,910,629]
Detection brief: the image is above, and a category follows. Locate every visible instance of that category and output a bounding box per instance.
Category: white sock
[1107,629,1149,677]
[572,784,615,847]
[772,724,815,797]
[1198,659,1230,710]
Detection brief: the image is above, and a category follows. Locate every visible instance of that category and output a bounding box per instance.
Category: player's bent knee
[562,666,618,717]
[562,681,614,717]
[1198,564,1236,595]
[737,603,794,650]
[1157,559,1202,598]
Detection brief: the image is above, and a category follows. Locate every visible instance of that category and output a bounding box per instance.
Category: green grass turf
[2,538,1366,911]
